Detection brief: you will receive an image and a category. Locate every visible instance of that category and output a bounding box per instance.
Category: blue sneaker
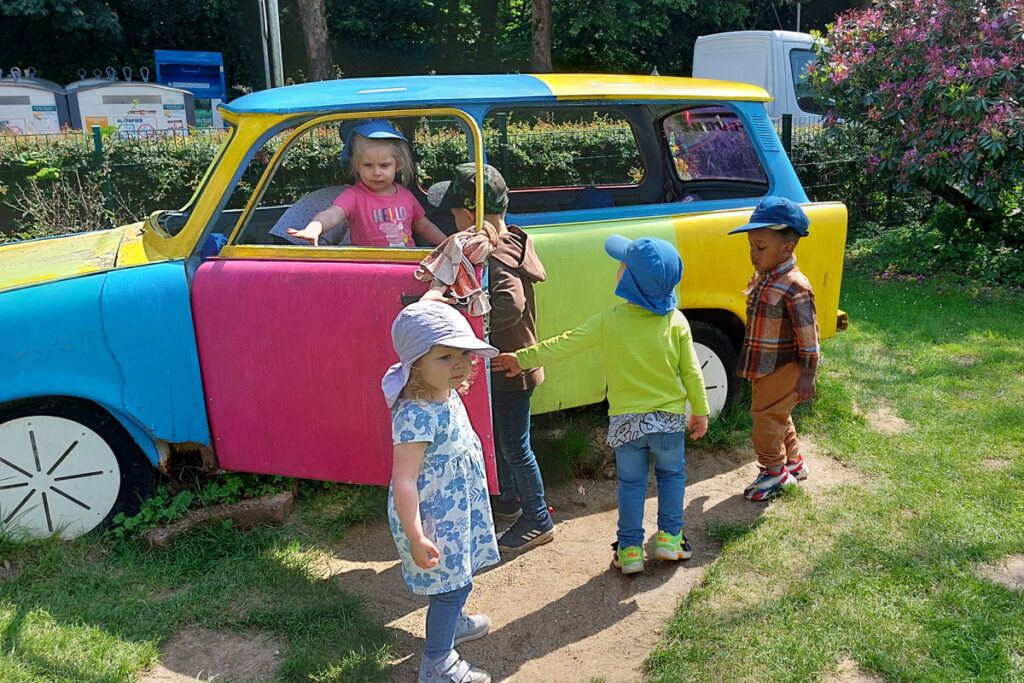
[744,466,796,501]
[497,510,554,553]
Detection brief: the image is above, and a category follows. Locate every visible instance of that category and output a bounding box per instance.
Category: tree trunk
[478,0,499,70]
[926,180,1001,235]
[297,0,332,81]
[531,0,552,73]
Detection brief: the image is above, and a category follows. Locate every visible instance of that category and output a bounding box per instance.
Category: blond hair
[347,132,415,188]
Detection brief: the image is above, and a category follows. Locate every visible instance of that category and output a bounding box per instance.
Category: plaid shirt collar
[760,255,797,282]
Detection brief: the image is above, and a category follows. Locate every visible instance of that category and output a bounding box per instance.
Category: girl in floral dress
[381,301,501,683]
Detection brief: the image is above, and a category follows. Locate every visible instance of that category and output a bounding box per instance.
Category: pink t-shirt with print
[332,182,425,248]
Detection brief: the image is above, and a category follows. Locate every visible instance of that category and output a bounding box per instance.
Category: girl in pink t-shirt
[288,120,446,248]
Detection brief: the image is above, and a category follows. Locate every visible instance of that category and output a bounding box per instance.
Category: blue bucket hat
[728,196,810,236]
[604,235,683,316]
[340,119,407,163]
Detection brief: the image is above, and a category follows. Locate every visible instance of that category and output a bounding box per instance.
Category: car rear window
[663,106,767,185]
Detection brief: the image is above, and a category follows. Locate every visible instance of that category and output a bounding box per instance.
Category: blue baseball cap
[728,196,810,236]
[605,235,683,316]
[340,119,407,163]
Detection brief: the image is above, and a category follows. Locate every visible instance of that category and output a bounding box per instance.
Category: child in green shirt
[493,235,709,574]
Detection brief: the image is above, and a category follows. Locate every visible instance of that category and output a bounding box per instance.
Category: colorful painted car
[0,74,847,539]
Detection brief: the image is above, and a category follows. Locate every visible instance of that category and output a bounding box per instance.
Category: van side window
[662,106,768,201]
[480,108,643,214]
[789,49,822,115]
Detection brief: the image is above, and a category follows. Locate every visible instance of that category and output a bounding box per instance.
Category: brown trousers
[750,362,802,469]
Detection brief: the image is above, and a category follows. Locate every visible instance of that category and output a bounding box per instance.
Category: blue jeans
[492,388,548,521]
[613,431,687,549]
[423,582,472,663]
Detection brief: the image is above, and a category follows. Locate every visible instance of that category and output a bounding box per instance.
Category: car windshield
[152,124,236,237]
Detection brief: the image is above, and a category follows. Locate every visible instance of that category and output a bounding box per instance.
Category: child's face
[353,140,398,194]
[615,262,626,282]
[414,344,474,398]
[746,227,794,273]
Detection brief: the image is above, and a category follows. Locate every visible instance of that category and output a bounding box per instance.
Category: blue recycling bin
[154,50,226,127]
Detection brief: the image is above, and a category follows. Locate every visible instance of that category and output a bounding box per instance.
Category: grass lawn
[647,272,1024,681]
[1,271,1022,681]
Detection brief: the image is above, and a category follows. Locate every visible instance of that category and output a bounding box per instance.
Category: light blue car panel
[0,262,209,464]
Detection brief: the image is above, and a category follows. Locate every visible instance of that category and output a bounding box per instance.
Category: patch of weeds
[694,386,753,451]
[532,404,609,481]
[105,473,294,541]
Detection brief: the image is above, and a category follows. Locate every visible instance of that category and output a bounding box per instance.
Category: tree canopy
[0,0,856,92]
[809,0,1024,230]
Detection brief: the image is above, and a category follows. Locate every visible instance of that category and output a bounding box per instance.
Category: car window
[229,115,473,248]
[479,107,643,214]
[662,106,768,198]
[789,49,822,115]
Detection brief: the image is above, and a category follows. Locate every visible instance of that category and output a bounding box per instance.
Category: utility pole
[264,0,284,87]
[258,0,271,89]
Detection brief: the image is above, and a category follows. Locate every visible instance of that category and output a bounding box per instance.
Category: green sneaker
[611,542,644,574]
[654,530,693,561]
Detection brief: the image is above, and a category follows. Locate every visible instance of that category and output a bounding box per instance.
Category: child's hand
[688,414,708,440]
[287,222,323,245]
[794,372,816,402]
[410,536,440,570]
[491,353,522,377]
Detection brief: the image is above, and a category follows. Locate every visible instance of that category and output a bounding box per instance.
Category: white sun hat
[381,301,498,408]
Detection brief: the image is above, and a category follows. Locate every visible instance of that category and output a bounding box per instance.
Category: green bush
[789,122,932,234]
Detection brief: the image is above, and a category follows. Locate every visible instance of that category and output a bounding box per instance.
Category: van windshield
[789,49,823,115]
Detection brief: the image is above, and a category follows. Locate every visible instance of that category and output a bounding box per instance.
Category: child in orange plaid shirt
[728,196,819,502]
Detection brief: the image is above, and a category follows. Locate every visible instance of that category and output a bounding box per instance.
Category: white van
[692,30,822,122]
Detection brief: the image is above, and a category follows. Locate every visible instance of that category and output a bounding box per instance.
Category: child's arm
[392,441,440,570]
[676,314,710,440]
[787,288,820,402]
[288,205,347,245]
[411,216,448,246]
[505,311,603,376]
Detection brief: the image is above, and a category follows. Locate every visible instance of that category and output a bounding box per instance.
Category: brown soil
[138,626,283,681]
[324,442,862,682]
[978,554,1024,592]
[824,657,885,683]
[855,399,911,435]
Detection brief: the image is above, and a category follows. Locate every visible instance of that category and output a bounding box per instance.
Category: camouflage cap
[427,163,509,215]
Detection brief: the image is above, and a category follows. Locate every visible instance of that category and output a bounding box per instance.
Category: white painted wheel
[686,321,740,419]
[0,400,154,540]
[0,416,120,539]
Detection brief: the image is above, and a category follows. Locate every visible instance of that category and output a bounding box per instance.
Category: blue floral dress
[388,390,500,596]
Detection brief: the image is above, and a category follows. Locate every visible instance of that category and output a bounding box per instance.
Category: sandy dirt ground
[322,443,861,683]
[140,441,865,682]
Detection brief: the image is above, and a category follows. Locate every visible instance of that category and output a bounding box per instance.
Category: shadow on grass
[0,522,394,681]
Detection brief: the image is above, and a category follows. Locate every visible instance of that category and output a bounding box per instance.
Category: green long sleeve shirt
[516,303,711,417]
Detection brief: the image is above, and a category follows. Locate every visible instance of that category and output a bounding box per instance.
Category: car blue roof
[223,74,556,114]
[221,73,772,115]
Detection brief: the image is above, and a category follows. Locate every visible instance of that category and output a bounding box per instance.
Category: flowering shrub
[808,0,1024,233]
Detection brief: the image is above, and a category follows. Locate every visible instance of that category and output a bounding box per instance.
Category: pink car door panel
[191,257,497,490]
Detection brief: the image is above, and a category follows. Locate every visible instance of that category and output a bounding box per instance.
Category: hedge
[0,118,641,240]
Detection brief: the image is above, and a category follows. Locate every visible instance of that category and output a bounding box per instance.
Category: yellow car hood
[0,222,148,292]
